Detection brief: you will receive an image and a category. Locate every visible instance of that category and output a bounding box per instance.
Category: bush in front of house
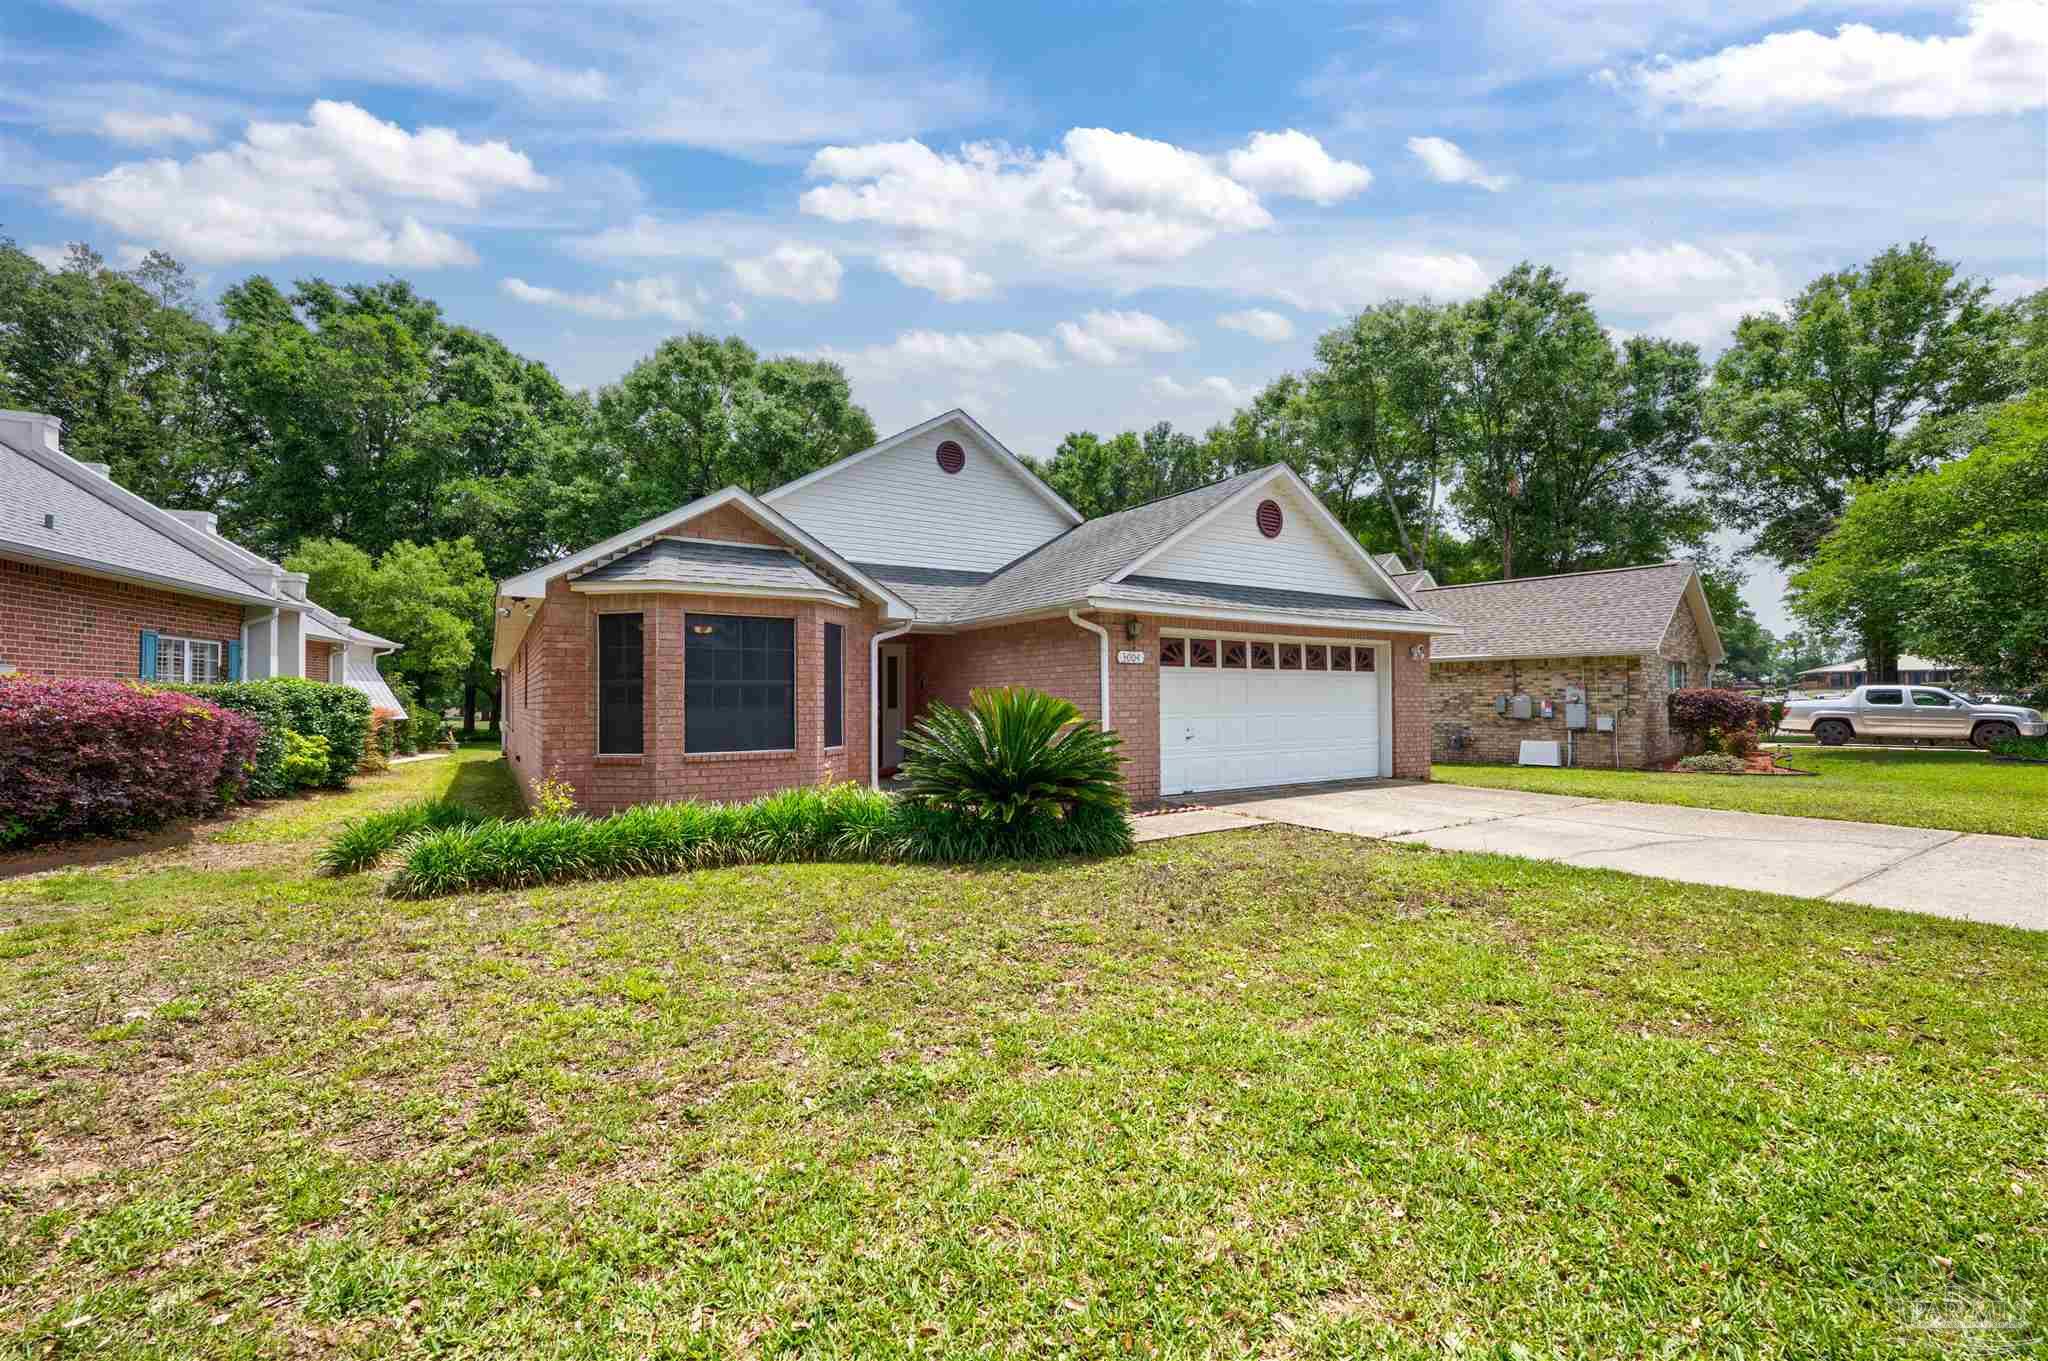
[0,677,262,847]
[373,779,1134,897]
[896,686,1128,823]
[163,678,373,792]
[1988,733,2048,762]
[1669,688,1768,756]
[315,797,490,875]
[1675,753,1750,774]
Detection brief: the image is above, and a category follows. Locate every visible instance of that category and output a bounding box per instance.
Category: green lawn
[1434,746,2048,839]
[3,752,2045,1357]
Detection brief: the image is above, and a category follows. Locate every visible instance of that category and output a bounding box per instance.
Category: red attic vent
[935,439,966,474]
[1255,498,1283,538]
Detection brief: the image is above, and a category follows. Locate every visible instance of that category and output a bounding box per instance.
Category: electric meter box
[1595,713,1616,733]
[1565,701,1589,729]
[1509,693,1533,720]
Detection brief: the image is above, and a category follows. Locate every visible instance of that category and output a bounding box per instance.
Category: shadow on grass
[445,755,526,819]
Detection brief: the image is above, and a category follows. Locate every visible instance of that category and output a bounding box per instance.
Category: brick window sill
[683,749,798,763]
[594,754,644,765]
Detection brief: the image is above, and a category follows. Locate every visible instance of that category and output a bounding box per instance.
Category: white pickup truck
[1779,684,2047,748]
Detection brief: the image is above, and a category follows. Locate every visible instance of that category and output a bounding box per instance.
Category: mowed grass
[1434,746,2048,839]
[2,756,2045,1358]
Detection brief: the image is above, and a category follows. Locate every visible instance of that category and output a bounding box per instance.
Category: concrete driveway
[1139,782,2048,930]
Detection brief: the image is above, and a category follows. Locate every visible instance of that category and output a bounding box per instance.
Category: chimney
[0,410,64,457]
[168,509,220,535]
[280,571,309,602]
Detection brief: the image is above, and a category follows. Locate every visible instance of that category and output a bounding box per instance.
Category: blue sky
[3,0,2043,631]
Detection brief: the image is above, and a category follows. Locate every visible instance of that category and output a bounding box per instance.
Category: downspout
[870,621,914,789]
[1068,609,1112,731]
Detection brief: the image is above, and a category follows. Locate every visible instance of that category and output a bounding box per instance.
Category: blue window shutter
[139,630,159,679]
[226,640,242,681]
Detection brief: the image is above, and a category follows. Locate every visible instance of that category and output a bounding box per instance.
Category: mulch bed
[1655,751,1816,777]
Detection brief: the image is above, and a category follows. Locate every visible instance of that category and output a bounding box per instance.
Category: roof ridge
[1418,560,1689,591]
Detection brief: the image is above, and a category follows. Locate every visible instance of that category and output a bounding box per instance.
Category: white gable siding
[767,421,1070,571]
[1137,481,1388,598]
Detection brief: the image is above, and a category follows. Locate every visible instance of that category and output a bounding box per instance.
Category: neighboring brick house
[495,409,1462,811]
[1393,560,1725,769]
[0,409,405,713]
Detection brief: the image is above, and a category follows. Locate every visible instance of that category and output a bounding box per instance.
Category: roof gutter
[1085,594,1466,635]
[1068,609,1112,732]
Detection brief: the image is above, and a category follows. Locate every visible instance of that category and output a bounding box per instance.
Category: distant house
[0,410,404,713]
[1392,560,1725,769]
[1795,656,1960,690]
[495,409,1463,812]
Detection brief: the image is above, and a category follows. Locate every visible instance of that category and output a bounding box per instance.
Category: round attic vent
[1255,498,1283,538]
[935,439,966,474]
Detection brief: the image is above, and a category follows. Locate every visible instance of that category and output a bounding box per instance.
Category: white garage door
[1159,636,1381,795]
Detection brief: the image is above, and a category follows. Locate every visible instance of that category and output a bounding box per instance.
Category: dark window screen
[824,623,844,748]
[1865,689,1903,706]
[598,613,644,754]
[685,614,795,752]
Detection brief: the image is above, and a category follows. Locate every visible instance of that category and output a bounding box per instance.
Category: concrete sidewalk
[1138,783,2047,930]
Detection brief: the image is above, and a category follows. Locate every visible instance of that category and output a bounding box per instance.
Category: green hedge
[352,784,1133,897]
[160,677,372,794]
[316,797,490,874]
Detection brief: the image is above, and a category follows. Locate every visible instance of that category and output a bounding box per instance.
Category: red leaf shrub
[0,677,262,847]
[1668,687,1768,755]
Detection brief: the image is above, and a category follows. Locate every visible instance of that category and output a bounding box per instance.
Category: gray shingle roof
[0,435,271,602]
[575,538,845,595]
[855,562,993,620]
[1106,575,1461,628]
[1419,562,1697,660]
[951,467,1274,621]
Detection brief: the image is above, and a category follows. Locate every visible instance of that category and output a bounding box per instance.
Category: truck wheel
[1813,720,1852,746]
[1972,721,2017,750]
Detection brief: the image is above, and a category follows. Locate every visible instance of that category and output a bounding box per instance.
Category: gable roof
[1420,561,1724,663]
[0,416,280,606]
[762,409,1081,527]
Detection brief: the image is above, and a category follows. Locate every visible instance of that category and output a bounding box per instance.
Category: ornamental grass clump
[316,798,491,875]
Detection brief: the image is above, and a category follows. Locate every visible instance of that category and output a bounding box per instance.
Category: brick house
[495,410,1463,811]
[0,409,405,713]
[1390,560,1725,769]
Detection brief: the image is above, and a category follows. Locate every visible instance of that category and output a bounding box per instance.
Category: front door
[879,643,908,771]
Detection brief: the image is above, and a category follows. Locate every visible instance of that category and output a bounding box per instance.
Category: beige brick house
[1389,560,1725,769]
[494,410,1464,812]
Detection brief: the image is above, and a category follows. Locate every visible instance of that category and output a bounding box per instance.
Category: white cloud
[1638,295,1787,349]
[802,128,1273,266]
[1224,129,1371,204]
[51,100,549,267]
[1149,374,1253,406]
[729,243,843,303]
[1055,309,1194,365]
[1628,0,2048,123]
[500,275,698,323]
[1216,308,1296,342]
[100,111,211,146]
[1269,249,1491,312]
[1567,242,1783,305]
[23,243,75,270]
[813,329,1059,382]
[1405,136,1513,192]
[877,249,995,301]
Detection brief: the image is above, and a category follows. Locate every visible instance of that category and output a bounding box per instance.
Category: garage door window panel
[1160,637,1186,667]
[1190,639,1218,667]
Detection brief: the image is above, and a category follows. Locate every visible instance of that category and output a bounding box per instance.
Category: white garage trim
[1157,628,1394,794]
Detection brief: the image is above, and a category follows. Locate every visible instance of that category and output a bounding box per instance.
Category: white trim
[1678,568,1728,665]
[870,623,913,788]
[1106,464,1419,609]
[570,580,859,608]
[0,542,278,608]
[1087,594,1463,635]
[1431,647,1647,663]
[763,409,1081,527]
[1068,609,1112,731]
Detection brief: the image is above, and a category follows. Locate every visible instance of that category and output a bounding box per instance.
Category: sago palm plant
[896,686,1126,823]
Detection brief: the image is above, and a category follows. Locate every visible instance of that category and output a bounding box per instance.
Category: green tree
[287,537,494,712]
[1696,565,1776,681]
[588,334,875,535]
[1451,263,1708,578]
[1691,241,2023,681]
[1791,393,2048,703]
[0,240,226,507]
[1036,422,1220,518]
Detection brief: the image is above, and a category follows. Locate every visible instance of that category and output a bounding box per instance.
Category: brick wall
[1428,600,1714,770]
[305,639,337,682]
[500,512,878,813]
[0,557,244,680]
